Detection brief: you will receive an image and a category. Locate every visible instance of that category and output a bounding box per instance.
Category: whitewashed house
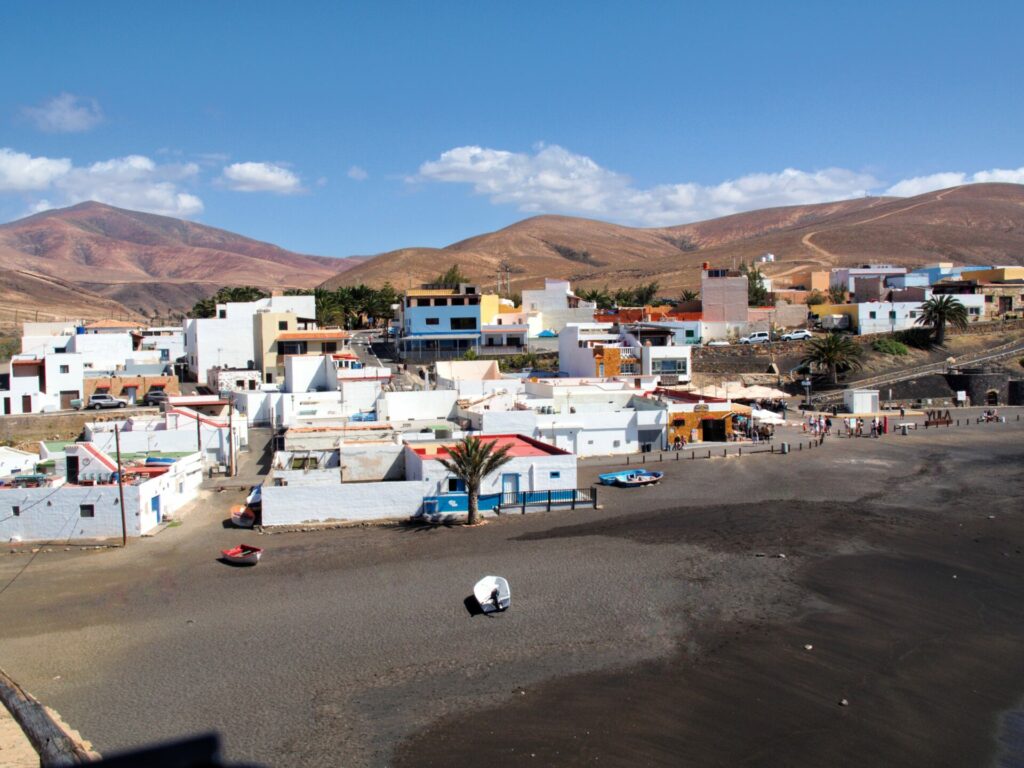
[0,447,37,479]
[0,445,203,543]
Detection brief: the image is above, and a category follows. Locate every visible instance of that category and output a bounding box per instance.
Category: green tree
[632,281,661,306]
[805,289,827,306]
[437,436,514,526]
[678,289,699,303]
[190,286,269,317]
[827,285,848,304]
[434,264,470,286]
[577,286,614,310]
[801,332,864,385]
[916,295,968,346]
[739,262,769,307]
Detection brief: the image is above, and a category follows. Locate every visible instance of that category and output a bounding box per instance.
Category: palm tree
[678,289,699,303]
[916,295,968,345]
[437,436,514,526]
[801,333,863,385]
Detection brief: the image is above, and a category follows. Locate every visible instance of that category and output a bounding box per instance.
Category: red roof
[408,434,569,459]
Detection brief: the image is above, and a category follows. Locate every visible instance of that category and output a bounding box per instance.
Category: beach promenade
[0,409,1022,767]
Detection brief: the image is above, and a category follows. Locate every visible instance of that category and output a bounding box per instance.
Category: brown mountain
[324,183,1024,293]
[0,201,361,322]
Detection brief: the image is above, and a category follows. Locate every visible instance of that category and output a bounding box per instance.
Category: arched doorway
[986,390,1000,405]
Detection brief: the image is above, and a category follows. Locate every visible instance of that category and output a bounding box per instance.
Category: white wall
[339,442,405,481]
[67,333,134,371]
[235,382,381,426]
[377,390,458,422]
[261,480,431,525]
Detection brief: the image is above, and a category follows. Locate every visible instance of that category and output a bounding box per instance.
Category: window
[685,330,695,338]
[889,311,897,319]
[447,478,465,492]
[323,342,337,354]
[278,321,288,331]
[291,456,319,470]
[266,373,274,383]
[59,365,70,374]
[613,440,621,447]
[969,307,981,316]
[451,297,466,306]
[236,380,245,388]
[653,359,688,374]
[425,317,440,326]
[218,310,226,319]
[985,295,994,303]
[598,363,605,377]
[868,311,877,319]
[80,504,95,518]
[11,506,19,517]
[620,363,639,374]
[549,471,561,479]
[450,317,477,330]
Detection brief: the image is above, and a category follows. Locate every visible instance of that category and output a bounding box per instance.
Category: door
[60,390,79,410]
[21,395,31,413]
[151,495,161,523]
[66,455,79,483]
[501,473,520,498]
[999,296,1012,313]
[3,398,10,415]
[123,386,137,405]
[702,418,727,442]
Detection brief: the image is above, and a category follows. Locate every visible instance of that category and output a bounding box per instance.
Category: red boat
[221,544,263,566]
[230,504,255,529]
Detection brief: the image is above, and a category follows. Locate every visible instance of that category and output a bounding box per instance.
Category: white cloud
[0,148,72,191]
[22,93,104,133]
[0,147,203,218]
[347,165,368,181]
[221,161,302,194]
[884,166,1024,197]
[417,144,881,226]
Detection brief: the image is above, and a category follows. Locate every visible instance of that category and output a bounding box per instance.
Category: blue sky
[2,1,1022,258]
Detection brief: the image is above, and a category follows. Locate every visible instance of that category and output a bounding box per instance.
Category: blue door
[151,495,161,523]
[501,473,520,496]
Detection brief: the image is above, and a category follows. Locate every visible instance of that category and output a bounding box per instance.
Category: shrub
[872,338,909,356]
[895,327,934,349]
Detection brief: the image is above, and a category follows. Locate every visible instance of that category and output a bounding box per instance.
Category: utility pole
[196,412,202,455]
[114,425,128,547]
[228,405,234,477]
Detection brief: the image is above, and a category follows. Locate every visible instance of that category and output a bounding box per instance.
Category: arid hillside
[0,201,361,321]
[325,183,1024,293]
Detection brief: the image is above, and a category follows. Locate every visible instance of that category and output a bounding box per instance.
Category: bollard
[739,447,742,456]
[723,448,727,458]
[707,450,711,459]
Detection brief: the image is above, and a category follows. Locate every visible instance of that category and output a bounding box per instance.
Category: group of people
[981,408,1000,422]
[844,416,886,437]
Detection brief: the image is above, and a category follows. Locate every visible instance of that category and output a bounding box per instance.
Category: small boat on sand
[230,504,255,528]
[474,575,511,613]
[221,544,263,565]
[598,469,663,487]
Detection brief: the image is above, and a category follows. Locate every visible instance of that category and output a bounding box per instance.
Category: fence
[498,486,598,513]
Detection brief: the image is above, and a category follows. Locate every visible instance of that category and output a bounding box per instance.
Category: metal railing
[498,486,598,513]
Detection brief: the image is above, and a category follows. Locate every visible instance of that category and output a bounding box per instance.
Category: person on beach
[825,416,832,435]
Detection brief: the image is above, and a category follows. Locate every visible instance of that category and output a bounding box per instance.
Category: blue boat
[598,469,663,487]
[145,456,176,466]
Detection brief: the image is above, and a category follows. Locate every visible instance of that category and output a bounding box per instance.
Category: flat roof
[278,329,350,340]
[407,433,570,459]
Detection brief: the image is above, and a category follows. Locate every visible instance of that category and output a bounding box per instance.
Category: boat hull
[221,545,262,566]
[474,575,511,613]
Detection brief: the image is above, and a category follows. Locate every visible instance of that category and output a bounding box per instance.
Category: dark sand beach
[0,416,1022,767]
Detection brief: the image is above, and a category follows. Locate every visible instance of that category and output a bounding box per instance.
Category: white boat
[474,575,511,613]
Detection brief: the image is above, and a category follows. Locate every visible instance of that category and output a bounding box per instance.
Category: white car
[738,331,771,345]
[705,340,730,347]
[781,329,814,341]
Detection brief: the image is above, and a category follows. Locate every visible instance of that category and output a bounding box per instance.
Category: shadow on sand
[463,595,485,617]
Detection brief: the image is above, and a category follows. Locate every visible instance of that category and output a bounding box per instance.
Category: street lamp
[802,378,812,410]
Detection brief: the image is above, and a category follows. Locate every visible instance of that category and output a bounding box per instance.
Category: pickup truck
[84,393,128,410]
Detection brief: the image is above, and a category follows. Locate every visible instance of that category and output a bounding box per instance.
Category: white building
[405,434,577,498]
[854,295,986,335]
[1,351,86,414]
[137,327,185,364]
[0,446,203,542]
[558,323,692,385]
[183,294,316,379]
[0,447,37,479]
[521,279,597,338]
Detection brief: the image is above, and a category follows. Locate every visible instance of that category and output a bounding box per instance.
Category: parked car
[142,389,169,407]
[705,340,731,347]
[86,393,128,410]
[738,331,771,345]
[781,329,814,341]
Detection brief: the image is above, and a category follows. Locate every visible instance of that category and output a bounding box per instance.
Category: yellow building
[253,311,349,384]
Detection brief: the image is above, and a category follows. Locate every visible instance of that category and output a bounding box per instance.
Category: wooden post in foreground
[114,425,127,547]
[0,667,99,765]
